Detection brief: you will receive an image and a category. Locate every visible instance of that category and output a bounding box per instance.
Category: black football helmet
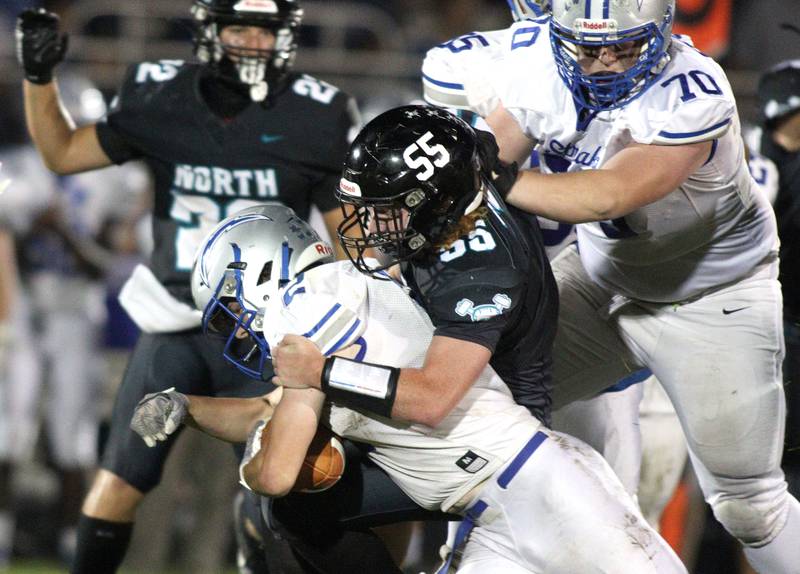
[337,105,484,277]
[758,59,800,129]
[191,0,302,102]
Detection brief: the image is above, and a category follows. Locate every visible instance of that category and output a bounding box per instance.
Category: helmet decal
[199,212,272,287]
[234,0,279,13]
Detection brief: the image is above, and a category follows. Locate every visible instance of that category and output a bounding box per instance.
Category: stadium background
[0,0,797,572]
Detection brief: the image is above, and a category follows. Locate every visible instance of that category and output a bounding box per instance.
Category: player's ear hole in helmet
[336,105,489,279]
[549,0,674,111]
[191,0,303,103]
[190,204,334,379]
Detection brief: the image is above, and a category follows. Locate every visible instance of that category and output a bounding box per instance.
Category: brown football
[291,424,346,493]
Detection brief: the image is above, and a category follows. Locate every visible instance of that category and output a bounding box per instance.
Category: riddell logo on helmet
[574,18,618,35]
[314,242,334,256]
[339,178,361,197]
[234,0,278,13]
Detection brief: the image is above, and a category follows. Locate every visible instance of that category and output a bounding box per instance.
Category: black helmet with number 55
[336,105,485,277]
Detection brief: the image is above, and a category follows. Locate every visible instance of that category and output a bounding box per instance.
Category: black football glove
[16,9,68,85]
[475,128,519,200]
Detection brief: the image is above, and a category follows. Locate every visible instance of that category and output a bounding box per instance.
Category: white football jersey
[743,125,780,205]
[263,261,541,512]
[493,20,779,302]
[423,24,577,260]
[423,28,509,116]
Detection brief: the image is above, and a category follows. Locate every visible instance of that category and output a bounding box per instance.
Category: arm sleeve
[423,269,524,353]
[432,316,507,353]
[94,65,147,164]
[650,97,733,145]
[95,121,142,165]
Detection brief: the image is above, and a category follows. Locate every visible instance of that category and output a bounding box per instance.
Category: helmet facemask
[203,264,271,380]
[191,1,301,103]
[337,184,431,278]
[550,6,673,111]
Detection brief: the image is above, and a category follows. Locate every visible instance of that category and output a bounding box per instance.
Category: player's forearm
[185,394,273,443]
[246,388,322,497]
[506,168,630,223]
[390,367,465,427]
[0,230,19,322]
[24,81,74,172]
[23,80,111,174]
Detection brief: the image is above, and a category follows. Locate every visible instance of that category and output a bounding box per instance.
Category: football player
[483,0,799,571]
[422,0,662,509]
[15,1,359,572]
[133,202,687,573]
[755,59,800,499]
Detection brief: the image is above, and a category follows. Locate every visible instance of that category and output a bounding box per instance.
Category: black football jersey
[760,133,800,322]
[402,190,558,425]
[96,60,357,303]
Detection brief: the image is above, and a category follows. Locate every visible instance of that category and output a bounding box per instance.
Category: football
[292,424,346,493]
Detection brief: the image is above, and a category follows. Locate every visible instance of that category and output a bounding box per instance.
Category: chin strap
[236,57,269,102]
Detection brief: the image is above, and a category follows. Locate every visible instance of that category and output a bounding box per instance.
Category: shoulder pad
[425,267,526,324]
[107,60,189,116]
[130,60,186,86]
[422,29,507,114]
[633,45,735,145]
[271,262,367,355]
[290,73,343,106]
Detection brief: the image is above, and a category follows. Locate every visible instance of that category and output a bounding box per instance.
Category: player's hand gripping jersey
[100,61,357,328]
[493,19,778,302]
[262,261,541,513]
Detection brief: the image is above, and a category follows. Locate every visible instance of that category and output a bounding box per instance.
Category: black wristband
[320,356,399,418]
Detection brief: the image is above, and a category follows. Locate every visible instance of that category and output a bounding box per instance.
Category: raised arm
[17,9,112,174]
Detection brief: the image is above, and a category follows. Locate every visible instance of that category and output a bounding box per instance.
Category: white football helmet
[550,0,674,111]
[191,204,334,378]
[507,0,551,21]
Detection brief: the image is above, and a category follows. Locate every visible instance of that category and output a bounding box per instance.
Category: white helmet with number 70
[549,0,675,111]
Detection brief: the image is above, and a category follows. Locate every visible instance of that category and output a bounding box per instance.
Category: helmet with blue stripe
[190,204,334,379]
[550,0,674,111]
[507,0,551,21]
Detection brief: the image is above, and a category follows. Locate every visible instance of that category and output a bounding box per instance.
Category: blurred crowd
[0,1,798,573]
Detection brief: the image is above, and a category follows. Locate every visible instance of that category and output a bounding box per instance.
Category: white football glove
[239,419,268,491]
[130,387,189,447]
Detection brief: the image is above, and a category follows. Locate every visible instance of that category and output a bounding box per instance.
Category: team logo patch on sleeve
[454,293,511,321]
[456,451,489,474]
